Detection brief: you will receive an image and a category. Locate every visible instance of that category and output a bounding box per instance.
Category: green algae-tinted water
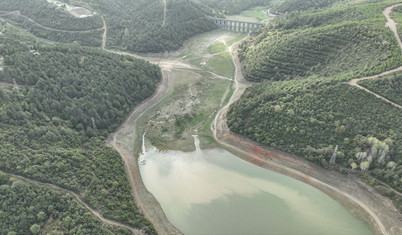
[139,144,371,235]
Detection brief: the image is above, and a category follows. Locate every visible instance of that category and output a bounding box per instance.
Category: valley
[0,0,401,234]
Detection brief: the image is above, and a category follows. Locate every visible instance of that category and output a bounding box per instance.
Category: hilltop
[228,0,402,207]
[239,1,402,82]
[0,20,158,234]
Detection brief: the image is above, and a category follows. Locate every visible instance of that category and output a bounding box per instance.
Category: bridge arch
[210,17,264,32]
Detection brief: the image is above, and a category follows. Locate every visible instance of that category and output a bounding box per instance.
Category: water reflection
[139,139,371,235]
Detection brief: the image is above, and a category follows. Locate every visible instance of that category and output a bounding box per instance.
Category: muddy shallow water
[139,137,371,235]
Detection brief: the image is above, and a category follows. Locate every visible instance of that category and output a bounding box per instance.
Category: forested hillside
[0,0,103,30]
[0,0,104,47]
[0,171,131,234]
[239,1,402,82]
[359,72,402,105]
[228,79,402,191]
[0,0,218,52]
[67,0,218,52]
[269,0,344,13]
[228,0,402,196]
[197,0,270,15]
[0,23,158,233]
[197,0,343,15]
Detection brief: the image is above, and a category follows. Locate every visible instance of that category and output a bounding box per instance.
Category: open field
[226,6,269,23]
[135,31,244,151]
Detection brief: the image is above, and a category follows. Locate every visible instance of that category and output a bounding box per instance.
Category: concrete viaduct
[211,17,265,32]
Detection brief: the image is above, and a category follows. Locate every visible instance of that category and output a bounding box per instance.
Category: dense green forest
[269,0,344,13]
[229,0,402,197]
[197,0,345,15]
[64,0,218,52]
[228,79,402,191]
[0,23,157,233]
[0,0,219,52]
[359,73,402,105]
[239,1,402,82]
[197,0,270,15]
[0,0,103,30]
[1,14,103,47]
[0,0,104,47]
[0,171,132,234]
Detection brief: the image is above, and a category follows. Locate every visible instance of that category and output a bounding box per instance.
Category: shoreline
[106,68,182,235]
[212,10,401,235]
[106,4,402,235]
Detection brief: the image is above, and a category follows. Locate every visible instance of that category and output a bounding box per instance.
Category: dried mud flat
[106,4,402,235]
[106,64,182,235]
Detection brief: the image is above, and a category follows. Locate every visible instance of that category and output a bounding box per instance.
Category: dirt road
[162,0,167,27]
[348,67,402,109]
[0,11,103,33]
[212,4,402,235]
[101,15,107,49]
[348,3,402,109]
[106,65,182,235]
[88,3,402,235]
[384,4,402,48]
[5,172,144,234]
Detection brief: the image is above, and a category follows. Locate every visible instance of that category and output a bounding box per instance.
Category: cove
[139,137,371,235]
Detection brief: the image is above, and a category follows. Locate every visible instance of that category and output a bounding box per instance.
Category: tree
[37,211,46,221]
[360,161,370,173]
[30,224,40,234]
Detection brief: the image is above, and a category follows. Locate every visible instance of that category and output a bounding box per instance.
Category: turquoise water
[139,144,371,235]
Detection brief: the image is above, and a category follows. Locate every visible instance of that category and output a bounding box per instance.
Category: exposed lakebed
[139,137,371,235]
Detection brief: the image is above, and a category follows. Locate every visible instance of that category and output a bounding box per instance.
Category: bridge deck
[210,17,265,32]
[210,17,265,26]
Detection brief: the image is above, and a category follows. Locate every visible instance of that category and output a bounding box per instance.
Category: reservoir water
[139,137,371,235]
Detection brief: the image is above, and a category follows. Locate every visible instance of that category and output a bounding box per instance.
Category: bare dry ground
[105,4,402,235]
[212,4,402,235]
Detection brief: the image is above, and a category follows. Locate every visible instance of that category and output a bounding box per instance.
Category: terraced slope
[359,72,402,105]
[239,1,402,82]
[228,1,402,195]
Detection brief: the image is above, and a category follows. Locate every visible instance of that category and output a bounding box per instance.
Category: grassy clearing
[136,31,245,151]
[226,6,268,23]
[207,42,227,54]
[207,52,235,78]
[137,69,229,151]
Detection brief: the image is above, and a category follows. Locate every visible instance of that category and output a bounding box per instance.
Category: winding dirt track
[0,11,103,33]
[4,172,144,234]
[162,0,167,27]
[212,4,402,235]
[105,4,402,235]
[101,15,107,49]
[106,65,182,235]
[348,4,402,109]
[3,3,400,234]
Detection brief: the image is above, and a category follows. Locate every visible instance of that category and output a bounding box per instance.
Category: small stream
[139,137,371,235]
